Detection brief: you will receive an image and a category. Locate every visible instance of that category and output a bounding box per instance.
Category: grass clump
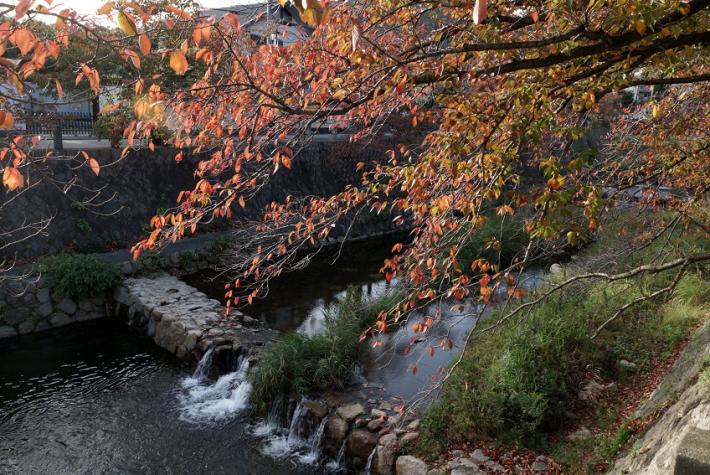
[249,288,400,413]
[35,254,120,300]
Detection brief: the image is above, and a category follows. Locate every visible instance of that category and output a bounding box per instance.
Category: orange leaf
[192,26,202,46]
[88,158,100,176]
[15,0,31,20]
[472,0,487,25]
[164,4,192,20]
[54,79,64,98]
[0,112,14,129]
[97,1,114,15]
[138,33,151,55]
[3,167,24,191]
[10,28,36,55]
[169,50,188,75]
[122,49,141,69]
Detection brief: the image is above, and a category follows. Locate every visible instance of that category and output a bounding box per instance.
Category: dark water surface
[186,243,395,335]
[0,320,311,475]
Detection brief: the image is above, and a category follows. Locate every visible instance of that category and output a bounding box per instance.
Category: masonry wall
[0,277,108,338]
[0,140,390,260]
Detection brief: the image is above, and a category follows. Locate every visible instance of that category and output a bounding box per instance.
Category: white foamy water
[177,351,252,423]
[252,399,332,467]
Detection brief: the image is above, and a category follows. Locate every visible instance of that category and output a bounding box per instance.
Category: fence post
[53,118,63,151]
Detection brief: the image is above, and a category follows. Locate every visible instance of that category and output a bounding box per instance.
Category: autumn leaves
[109,2,191,76]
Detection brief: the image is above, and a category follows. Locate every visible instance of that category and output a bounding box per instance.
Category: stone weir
[112,274,277,371]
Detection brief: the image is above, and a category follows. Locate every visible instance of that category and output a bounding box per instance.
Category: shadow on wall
[0,141,391,260]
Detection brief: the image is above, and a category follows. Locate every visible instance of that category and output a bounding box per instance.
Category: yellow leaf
[301,6,324,27]
[138,33,151,55]
[333,89,347,100]
[635,19,646,35]
[3,167,24,191]
[169,50,188,75]
[117,11,138,36]
[652,104,661,118]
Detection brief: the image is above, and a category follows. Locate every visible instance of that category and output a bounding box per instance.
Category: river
[0,243,544,474]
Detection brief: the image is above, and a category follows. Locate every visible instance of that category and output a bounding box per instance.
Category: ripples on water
[0,319,311,475]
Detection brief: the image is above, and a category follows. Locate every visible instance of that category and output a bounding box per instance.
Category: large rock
[36,301,53,318]
[676,428,710,474]
[0,325,18,339]
[50,312,74,328]
[326,416,349,443]
[56,297,77,315]
[78,299,94,312]
[348,429,378,460]
[396,455,427,475]
[18,320,35,334]
[373,434,399,475]
[337,402,365,422]
[36,287,51,304]
[302,399,329,420]
[401,432,419,446]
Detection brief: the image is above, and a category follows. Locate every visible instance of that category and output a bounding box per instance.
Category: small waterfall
[298,416,328,465]
[260,399,330,466]
[287,401,306,445]
[252,398,285,437]
[325,439,347,472]
[364,447,376,475]
[177,352,252,423]
[194,348,214,378]
[181,347,214,388]
[262,400,307,458]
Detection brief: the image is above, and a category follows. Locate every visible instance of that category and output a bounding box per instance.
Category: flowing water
[0,240,547,474]
[0,320,313,475]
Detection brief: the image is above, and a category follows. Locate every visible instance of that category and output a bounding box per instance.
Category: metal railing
[25,111,96,136]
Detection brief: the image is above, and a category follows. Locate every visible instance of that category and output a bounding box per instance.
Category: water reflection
[185,243,394,333]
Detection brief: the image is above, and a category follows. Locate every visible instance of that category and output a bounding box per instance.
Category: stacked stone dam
[112,274,278,367]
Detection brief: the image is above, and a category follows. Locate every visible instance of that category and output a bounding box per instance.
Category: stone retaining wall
[0,277,108,339]
[1,138,398,260]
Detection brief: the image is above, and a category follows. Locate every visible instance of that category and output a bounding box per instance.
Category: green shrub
[249,288,400,413]
[35,254,120,300]
[94,108,131,147]
[456,214,530,272]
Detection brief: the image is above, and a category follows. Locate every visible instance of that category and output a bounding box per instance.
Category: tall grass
[249,288,401,413]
